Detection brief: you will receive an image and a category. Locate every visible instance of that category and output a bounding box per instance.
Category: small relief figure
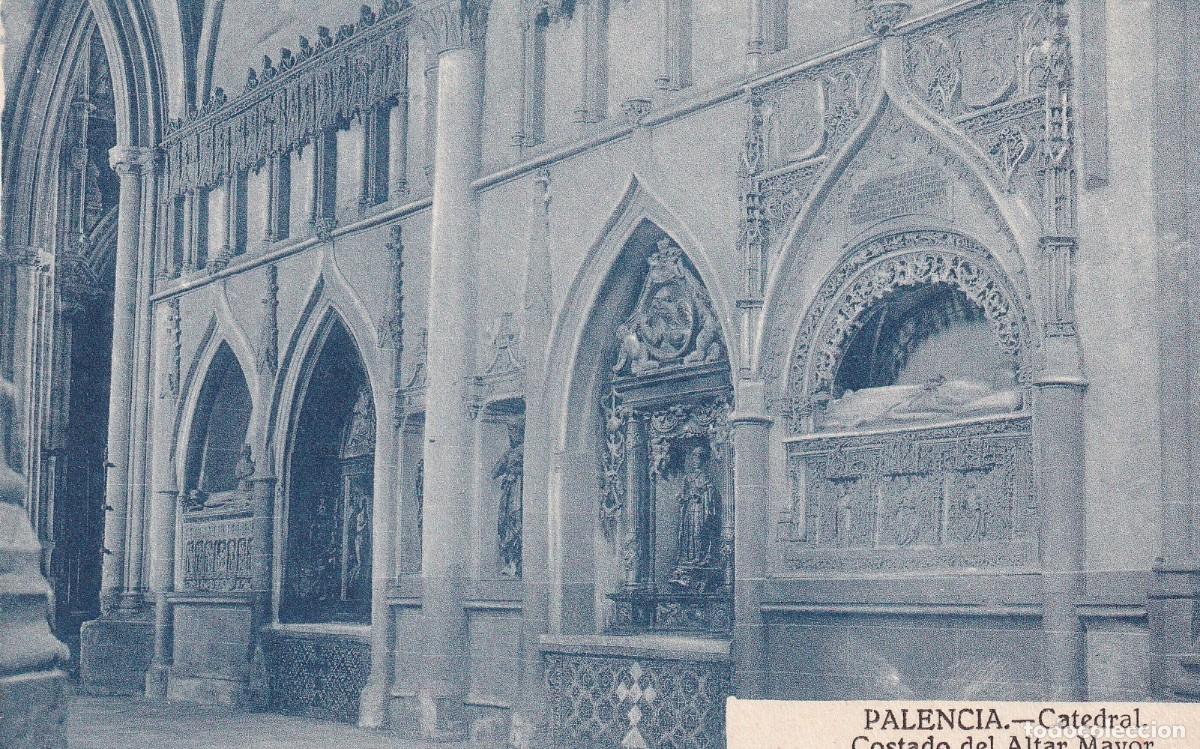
[494,420,524,578]
[345,496,369,592]
[234,444,255,493]
[612,322,650,374]
[684,305,725,366]
[342,386,375,458]
[671,445,718,589]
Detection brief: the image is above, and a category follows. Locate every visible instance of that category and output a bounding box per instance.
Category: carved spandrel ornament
[612,240,725,376]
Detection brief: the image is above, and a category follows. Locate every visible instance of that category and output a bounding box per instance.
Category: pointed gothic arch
[277,309,377,624]
[542,182,736,634]
[180,342,254,510]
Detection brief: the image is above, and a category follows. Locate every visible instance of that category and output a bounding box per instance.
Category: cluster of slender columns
[100,144,160,614]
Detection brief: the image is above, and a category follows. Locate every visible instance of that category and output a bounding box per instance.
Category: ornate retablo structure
[2,0,1198,747]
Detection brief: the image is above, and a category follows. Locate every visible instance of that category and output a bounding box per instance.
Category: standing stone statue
[494,420,524,578]
[673,445,716,571]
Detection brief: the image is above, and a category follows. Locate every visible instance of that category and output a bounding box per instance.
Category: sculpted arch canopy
[781,230,1033,435]
[777,230,1039,574]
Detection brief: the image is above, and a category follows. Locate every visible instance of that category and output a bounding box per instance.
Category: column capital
[108,145,159,175]
[0,244,42,267]
[418,0,489,55]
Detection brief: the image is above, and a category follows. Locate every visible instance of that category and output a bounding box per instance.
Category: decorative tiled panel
[544,651,731,749]
[264,632,369,723]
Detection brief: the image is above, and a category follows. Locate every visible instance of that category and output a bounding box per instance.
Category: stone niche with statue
[601,239,734,634]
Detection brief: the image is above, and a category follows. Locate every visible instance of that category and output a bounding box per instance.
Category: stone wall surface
[6,0,1200,746]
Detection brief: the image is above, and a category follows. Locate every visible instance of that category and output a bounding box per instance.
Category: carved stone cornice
[107,145,158,176]
[418,0,489,55]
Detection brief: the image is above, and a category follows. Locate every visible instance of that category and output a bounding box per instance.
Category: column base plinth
[79,612,154,696]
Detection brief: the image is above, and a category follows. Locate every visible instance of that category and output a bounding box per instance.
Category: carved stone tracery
[779,231,1029,433]
[162,5,411,197]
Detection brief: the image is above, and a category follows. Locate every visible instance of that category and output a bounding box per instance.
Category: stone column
[121,149,162,612]
[411,0,487,739]
[143,486,176,701]
[81,146,157,696]
[1034,375,1087,699]
[730,379,770,699]
[99,145,152,612]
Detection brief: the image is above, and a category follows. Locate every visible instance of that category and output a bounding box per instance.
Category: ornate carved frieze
[780,416,1036,572]
[776,231,1029,430]
[544,651,731,749]
[257,264,279,378]
[612,240,725,376]
[418,0,489,55]
[181,517,254,592]
[162,2,411,196]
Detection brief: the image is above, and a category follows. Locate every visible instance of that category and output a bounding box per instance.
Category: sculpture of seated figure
[820,370,1021,430]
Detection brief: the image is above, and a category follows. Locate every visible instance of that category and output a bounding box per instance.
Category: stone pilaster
[406,0,488,739]
[509,170,552,749]
[143,485,177,702]
[730,380,770,699]
[1034,372,1087,700]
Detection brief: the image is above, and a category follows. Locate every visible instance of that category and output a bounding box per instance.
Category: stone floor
[67,695,466,749]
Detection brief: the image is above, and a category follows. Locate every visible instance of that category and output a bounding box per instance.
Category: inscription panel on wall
[780,416,1036,573]
[182,517,253,592]
[848,164,950,225]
